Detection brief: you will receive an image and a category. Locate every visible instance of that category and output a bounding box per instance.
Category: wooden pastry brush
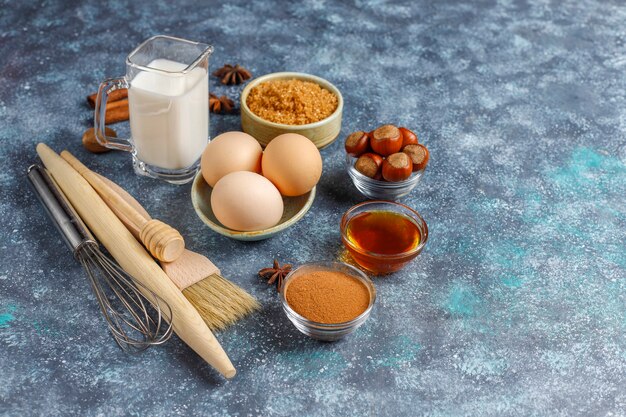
[162,249,260,331]
[61,151,260,331]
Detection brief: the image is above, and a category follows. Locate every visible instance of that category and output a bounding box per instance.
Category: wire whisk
[28,165,173,352]
[76,240,173,351]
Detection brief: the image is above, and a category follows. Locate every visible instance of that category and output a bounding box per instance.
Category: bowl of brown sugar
[241,72,343,149]
[280,261,376,341]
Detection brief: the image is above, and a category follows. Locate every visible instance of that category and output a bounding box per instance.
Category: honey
[346,210,420,254]
[342,209,425,274]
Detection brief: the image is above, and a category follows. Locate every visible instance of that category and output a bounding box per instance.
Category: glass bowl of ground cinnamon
[280,261,376,341]
[241,72,343,149]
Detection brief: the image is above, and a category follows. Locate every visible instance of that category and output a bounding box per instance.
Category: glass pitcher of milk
[95,35,213,184]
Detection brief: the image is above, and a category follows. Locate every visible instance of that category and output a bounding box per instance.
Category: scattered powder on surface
[285,270,370,324]
[246,79,338,125]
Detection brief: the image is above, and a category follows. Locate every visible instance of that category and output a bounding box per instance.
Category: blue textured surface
[1,1,626,416]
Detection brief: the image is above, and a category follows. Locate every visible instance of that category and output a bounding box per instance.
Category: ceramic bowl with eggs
[191,131,322,241]
[240,72,343,149]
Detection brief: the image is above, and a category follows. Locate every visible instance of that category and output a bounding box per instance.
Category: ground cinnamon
[285,270,370,324]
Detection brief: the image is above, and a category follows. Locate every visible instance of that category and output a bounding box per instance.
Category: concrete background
[1,0,625,416]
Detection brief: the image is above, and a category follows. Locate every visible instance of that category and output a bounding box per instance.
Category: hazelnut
[370,124,402,156]
[82,127,115,153]
[402,144,429,171]
[382,152,413,182]
[399,127,418,148]
[355,153,383,179]
[344,131,370,157]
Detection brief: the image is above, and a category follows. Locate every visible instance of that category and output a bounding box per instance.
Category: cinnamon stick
[87,88,128,108]
[104,99,129,124]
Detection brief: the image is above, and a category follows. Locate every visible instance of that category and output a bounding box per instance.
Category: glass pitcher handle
[94,77,132,152]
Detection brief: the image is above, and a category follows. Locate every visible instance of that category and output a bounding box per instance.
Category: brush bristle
[182,273,260,331]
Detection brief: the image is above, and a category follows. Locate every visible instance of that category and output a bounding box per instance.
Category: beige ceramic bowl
[190,172,316,241]
[240,72,343,149]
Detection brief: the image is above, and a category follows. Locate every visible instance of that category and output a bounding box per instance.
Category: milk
[128,59,208,170]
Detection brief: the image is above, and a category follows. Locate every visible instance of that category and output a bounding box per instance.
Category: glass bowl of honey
[340,201,428,274]
[346,154,425,200]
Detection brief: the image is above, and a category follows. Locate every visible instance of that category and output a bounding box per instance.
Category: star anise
[209,93,234,114]
[258,259,292,292]
[212,64,252,85]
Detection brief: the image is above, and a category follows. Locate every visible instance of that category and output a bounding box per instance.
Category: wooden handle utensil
[89,171,222,288]
[37,143,236,379]
[60,151,184,263]
[73,161,259,331]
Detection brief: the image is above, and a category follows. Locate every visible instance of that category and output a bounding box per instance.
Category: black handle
[27,164,89,253]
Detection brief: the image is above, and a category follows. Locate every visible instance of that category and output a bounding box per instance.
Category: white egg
[211,171,284,231]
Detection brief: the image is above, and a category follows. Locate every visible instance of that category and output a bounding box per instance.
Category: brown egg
[201,131,262,187]
[262,133,322,196]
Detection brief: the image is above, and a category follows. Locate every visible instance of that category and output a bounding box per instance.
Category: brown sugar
[284,270,370,324]
[246,79,338,125]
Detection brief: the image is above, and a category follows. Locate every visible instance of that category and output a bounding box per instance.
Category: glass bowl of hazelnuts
[345,124,429,200]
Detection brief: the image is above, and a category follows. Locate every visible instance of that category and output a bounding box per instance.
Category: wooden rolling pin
[36,143,236,379]
[59,152,184,263]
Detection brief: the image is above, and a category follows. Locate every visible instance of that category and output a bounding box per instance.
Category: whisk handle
[27,164,88,253]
